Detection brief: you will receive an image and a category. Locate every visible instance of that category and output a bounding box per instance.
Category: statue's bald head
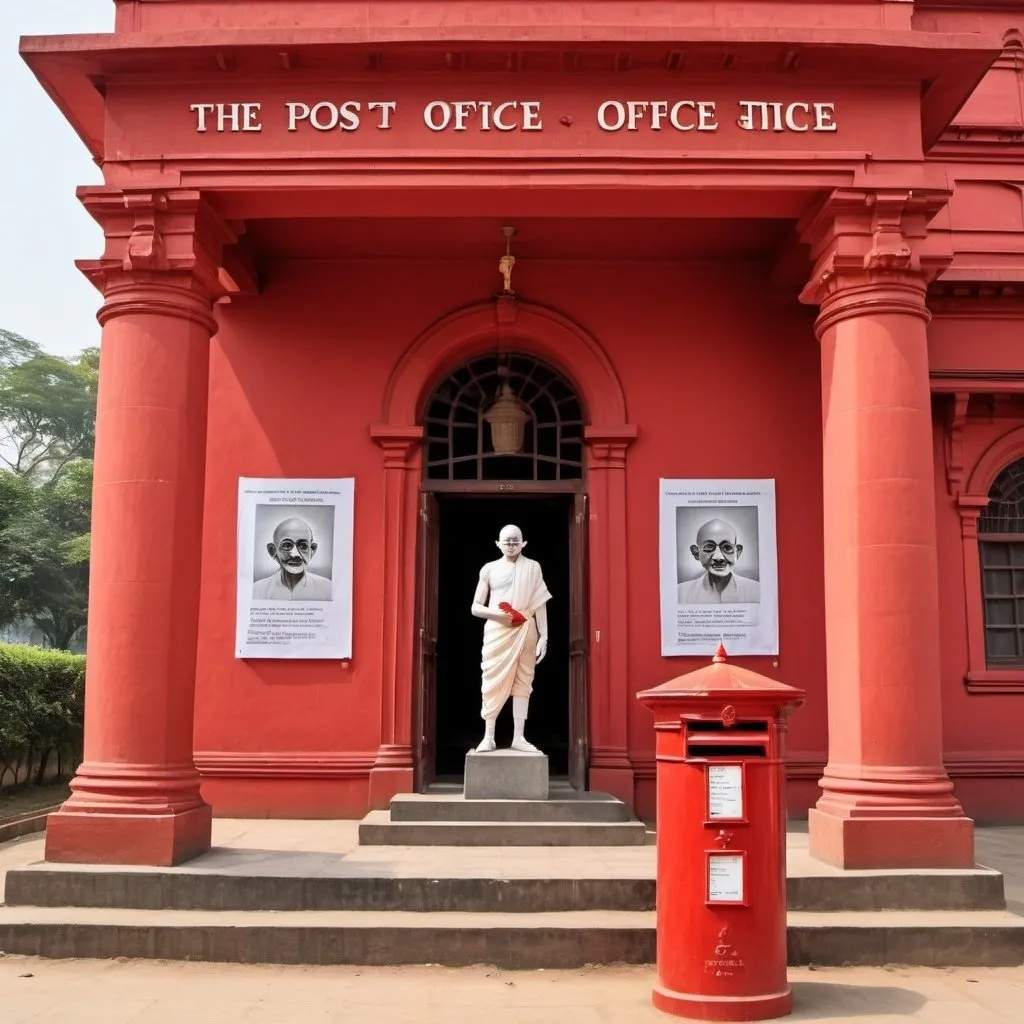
[269,517,317,575]
[496,524,526,560]
[690,519,740,577]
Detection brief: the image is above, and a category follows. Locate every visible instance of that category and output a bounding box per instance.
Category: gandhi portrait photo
[252,504,335,602]
[676,506,761,605]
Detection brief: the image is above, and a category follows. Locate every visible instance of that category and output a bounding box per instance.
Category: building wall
[193,254,829,817]
[931,317,1024,824]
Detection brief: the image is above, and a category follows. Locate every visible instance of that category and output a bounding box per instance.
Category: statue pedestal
[464,749,549,801]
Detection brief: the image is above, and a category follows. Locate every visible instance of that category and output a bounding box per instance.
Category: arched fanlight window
[423,354,584,481]
[979,459,1024,665]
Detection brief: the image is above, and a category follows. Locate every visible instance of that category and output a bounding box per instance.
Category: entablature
[22,24,999,161]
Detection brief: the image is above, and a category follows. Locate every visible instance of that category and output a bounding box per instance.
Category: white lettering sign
[737,100,836,132]
[708,764,744,820]
[191,102,264,133]
[188,99,838,135]
[708,854,745,903]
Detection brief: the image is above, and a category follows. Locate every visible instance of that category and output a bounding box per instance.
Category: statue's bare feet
[476,737,497,753]
[510,737,540,754]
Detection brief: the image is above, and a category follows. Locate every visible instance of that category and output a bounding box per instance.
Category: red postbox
[637,645,805,1022]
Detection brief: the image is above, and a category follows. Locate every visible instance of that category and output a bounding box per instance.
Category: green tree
[0,461,92,651]
[0,328,42,368]
[0,343,98,481]
[0,332,97,651]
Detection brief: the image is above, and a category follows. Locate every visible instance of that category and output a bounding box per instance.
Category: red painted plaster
[21,1,1024,864]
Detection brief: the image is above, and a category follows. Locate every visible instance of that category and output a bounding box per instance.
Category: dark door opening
[433,494,573,778]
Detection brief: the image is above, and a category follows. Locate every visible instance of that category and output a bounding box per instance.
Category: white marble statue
[470,524,552,753]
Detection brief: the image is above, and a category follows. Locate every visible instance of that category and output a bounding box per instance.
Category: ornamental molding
[798,187,953,317]
[194,751,378,779]
[75,187,240,301]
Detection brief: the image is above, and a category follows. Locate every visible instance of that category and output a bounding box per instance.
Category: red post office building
[23,0,1024,868]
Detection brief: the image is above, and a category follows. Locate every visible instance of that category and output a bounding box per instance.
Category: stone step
[1,905,1022,968]
[4,870,656,913]
[388,792,634,823]
[3,865,1005,914]
[357,811,650,846]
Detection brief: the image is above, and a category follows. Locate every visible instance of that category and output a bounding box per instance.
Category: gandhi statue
[470,524,552,753]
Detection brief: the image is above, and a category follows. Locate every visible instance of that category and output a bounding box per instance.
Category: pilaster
[798,188,974,869]
[368,424,424,807]
[584,425,637,806]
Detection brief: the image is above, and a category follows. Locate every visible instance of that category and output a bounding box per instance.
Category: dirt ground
[0,781,68,822]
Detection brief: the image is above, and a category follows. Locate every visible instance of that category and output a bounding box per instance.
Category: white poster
[235,478,355,659]
[659,479,778,657]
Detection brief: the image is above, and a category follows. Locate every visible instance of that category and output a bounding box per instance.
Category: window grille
[423,354,584,481]
[979,459,1024,666]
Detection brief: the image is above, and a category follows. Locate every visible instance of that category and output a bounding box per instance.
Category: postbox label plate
[705,762,746,822]
[706,851,747,905]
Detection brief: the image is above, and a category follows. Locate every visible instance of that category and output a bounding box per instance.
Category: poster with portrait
[659,479,778,657]
[235,478,355,659]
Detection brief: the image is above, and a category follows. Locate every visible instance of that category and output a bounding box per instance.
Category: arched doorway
[416,353,589,789]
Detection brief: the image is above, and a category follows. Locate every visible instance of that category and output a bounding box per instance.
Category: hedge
[0,643,85,786]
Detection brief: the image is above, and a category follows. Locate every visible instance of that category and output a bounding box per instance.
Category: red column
[45,189,233,866]
[799,189,974,868]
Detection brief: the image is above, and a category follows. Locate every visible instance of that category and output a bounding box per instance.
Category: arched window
[979,459,1024,666]
[423,353,584,481]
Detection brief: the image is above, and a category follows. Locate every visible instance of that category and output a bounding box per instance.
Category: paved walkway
[0,957,1020,1022]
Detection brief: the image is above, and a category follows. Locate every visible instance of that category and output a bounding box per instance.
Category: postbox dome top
[636,644,805,706]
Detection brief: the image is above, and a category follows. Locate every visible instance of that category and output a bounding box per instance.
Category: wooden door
[568,492,589,790]
[414,491,439,791]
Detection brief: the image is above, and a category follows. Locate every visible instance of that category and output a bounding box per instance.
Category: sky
[2,1,114,360]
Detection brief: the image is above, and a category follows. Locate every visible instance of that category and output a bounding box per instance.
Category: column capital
[75,187,239,330]
[584,424,638,467]
[798,187,953,336]
[370,424,425,468]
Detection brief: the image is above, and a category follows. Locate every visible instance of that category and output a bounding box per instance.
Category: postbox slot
[687,743,767,758]
[686,720,768,733]
[684,720,769,757]
[686,733,770,746]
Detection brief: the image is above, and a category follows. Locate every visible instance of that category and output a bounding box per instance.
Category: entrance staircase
[1,798,1023,969]
[359,782,650,846]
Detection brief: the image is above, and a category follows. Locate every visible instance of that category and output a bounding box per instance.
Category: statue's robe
[479,555,552,719]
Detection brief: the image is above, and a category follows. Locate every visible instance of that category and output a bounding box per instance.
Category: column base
[45,804,212,867]
[368,766,414,809]
[589,763,636,808]
[652,984,791,1022]
[808,807,975,869]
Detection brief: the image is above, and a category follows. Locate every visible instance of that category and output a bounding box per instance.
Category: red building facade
[23,0,1024,868]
